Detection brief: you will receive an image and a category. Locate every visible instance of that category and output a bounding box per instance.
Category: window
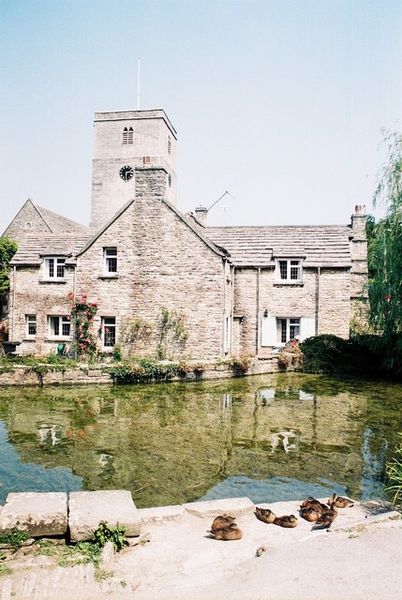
[122,127,133,145]
[44,257,65,280]
[143,156,151,165]
[277,259,302,283]
[48,315,71,338]
[103,247,117,274]
[102,317,116,348]
[277,318,300,344]
[26,315,36,337]
[168,135,172,154]
[167,173,172,187]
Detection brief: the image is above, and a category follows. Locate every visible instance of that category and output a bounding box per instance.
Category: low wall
[0,356,287,387]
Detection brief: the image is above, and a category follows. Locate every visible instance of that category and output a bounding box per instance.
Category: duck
[210,514,236,532]
[300,496,328,514]
[312,504,338,530]
[299,506,320,522]
[208,523,243,541]
[328,493,354,508]
[273,515,298,528]
[254,507,276,524]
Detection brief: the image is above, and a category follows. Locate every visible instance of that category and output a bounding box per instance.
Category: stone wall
[78,189,228,361]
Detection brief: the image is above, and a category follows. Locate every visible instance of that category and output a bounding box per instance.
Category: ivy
[68,293,98,357]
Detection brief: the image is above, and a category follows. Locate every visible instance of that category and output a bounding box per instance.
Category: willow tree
[369,131,402,339]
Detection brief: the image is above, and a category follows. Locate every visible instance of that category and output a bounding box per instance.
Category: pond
[0,373,401,508]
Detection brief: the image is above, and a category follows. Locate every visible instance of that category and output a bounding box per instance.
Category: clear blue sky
[1,0,401,233]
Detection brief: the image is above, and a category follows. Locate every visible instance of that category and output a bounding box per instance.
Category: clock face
[119,165,134,181]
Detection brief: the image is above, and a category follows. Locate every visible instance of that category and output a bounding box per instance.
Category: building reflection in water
[0,373,400,507]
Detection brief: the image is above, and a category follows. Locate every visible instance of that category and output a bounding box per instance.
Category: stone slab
[0,492,67,537]
[183,496,255,518]
[138,504,185,524]
[68,490,141,542]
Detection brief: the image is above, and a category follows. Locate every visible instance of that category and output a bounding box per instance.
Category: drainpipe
[315,267,320,335]
[222,259,226,356]
[256,268,261,354]
[11,266,16,340]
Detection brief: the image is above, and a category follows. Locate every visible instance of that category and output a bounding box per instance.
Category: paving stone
[183,497,255,518]
[0,492,67,537]
[138,504,185,524]
[68,490,141,542]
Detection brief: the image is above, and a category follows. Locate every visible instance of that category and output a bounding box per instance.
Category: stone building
[2,108,368,359]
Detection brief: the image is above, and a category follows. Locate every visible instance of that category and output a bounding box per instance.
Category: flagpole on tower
[137,57,141,110]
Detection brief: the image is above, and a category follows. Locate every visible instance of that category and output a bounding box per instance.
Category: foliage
[68,293,98,357]
[118,317,153,356]
[385,434,402,505]
[92,521,127,552]
[0,563,12,577]
[369,131,402,339]
[300,334,402,378]
[0,528,30,549]
[109,358,179,384]
[177,360,205,380]
[0,237,17,297]
[277,340,303,371]
[228,353,253,375]
[157,307,188,360]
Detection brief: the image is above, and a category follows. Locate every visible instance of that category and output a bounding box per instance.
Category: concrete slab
[0,492,67,537]
[68,490,141,542]
[138,505,185,524]
[183,496,254,518]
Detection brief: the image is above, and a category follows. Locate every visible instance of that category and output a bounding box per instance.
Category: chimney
[351,204,367,239]
[194,206,208,226]
[135,166,168,198]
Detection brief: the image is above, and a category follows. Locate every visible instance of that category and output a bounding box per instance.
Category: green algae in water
[0,373,401,507]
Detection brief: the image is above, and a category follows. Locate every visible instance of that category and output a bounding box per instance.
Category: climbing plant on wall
[157,307,188,360]
[68,293,98,357]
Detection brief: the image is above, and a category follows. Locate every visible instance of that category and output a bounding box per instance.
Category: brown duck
[312,501,338,530]
[300,497,328,514]
[273,515,298,528]
[208,523,243,541]
[299,507,320,522]
[210,514,236,532]
[328,493,354,508]
[254,507,276,524]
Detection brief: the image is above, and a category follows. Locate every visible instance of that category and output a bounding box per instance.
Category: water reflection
[0,373,400,507]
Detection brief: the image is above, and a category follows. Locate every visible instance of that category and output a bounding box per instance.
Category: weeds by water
[385,434,402,505]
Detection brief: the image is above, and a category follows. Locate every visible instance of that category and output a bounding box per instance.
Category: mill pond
[0,372,401,508]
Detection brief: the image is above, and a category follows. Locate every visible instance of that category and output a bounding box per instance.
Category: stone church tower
[90,109,177,230]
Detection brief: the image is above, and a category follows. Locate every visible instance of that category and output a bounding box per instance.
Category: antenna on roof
[208,190,230,212]
[137,57,141,110]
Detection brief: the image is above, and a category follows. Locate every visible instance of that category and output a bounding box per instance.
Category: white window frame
[44,257,66,280]
[276,317,301,344]
[276,259,302,283]
[48,315,71,339]
[26,314,37,338]
[103,247,118,274]
[101,317,116,349]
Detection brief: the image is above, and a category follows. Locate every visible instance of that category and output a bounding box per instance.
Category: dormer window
[44,257,66,280]
[122,127,133,145]
[277,259,302,283]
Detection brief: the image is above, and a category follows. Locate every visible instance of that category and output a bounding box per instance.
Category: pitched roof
[77,198,228,259]
[204,225,353,267]
[10,234,92,265]
[34,204,89,234]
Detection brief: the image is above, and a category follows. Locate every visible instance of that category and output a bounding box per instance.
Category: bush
[228,353,253,376]
[385,435,402,505]
[108,358,179,384]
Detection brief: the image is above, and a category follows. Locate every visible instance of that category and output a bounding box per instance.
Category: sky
[1,0,402,233]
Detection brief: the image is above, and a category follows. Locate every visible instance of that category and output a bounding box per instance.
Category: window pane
[50,317,59,336]
[27,315,36,336]
[279,261,287,279]
[62,316,70,337]
[278,319,287,343]
[47,258,54,278]
[104,326,115,347]
[290,261,300,280]
[56,259,65,278]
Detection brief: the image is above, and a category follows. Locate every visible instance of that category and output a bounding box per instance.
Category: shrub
[228,353,253,376]
[385,435,402,505]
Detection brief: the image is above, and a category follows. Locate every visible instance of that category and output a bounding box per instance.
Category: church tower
[90,109,177,230]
